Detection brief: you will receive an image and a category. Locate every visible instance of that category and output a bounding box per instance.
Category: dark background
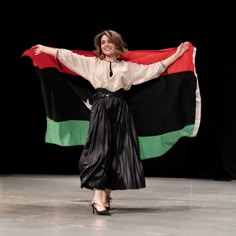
[2,7,235,180]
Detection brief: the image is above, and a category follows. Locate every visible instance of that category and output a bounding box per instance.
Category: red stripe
[22,43,195,75]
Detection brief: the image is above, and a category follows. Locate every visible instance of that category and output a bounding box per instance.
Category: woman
[32,30,190,215]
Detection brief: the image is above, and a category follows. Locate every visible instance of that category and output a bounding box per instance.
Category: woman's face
[100,35,116,58]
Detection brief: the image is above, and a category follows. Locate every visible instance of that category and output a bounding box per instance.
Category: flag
[22,43,201,160]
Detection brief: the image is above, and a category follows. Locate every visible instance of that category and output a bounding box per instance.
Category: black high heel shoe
[104,197,112,211]
[91,202,111,215]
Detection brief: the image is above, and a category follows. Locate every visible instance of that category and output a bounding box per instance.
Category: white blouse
[57,49,166,92]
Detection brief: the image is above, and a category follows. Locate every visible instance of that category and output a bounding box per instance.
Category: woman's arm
[31,44,96,84]
[129,41,191,85]
[161,41,190,69]
[31,45,58,57]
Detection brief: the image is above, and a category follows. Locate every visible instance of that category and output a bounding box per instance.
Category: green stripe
[45,117,89,146]
[138,125,194,160]
[45,117,194,159]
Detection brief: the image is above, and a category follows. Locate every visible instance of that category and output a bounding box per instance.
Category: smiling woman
[23,29,197,216]
[94,30,128,61]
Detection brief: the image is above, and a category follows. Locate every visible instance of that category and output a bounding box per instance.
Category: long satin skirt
[78,88,146,190]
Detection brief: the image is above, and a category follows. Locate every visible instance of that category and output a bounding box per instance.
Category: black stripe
[36,67,197,135]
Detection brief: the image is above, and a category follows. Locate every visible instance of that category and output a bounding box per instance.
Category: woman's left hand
[176,42,190,57]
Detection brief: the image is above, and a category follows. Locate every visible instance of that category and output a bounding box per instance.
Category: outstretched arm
[30,45,96,84]
[161,42,190,69]
[129,41,191,85]
[31,45,58,57]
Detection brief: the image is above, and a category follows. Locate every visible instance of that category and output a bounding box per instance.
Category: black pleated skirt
[78,88,146,190]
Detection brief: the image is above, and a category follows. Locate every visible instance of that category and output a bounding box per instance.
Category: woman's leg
[103,188,112,209]
[92,189,107,211]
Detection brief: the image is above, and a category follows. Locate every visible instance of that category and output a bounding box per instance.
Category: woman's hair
[93,30,128,59]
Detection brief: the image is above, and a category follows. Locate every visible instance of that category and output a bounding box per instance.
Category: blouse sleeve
[128,61,166,85]
[57,49,96,81]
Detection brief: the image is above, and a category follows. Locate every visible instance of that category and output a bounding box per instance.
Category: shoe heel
[91,202,110,216]
[105,197,112,211]
[90,202,95,214]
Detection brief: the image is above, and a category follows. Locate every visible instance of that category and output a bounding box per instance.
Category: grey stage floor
[0,174,235,236]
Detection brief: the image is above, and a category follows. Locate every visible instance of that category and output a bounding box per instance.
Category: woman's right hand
[31,44,44,55]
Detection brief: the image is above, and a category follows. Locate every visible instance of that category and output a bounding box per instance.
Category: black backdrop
[2,7,235,180]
